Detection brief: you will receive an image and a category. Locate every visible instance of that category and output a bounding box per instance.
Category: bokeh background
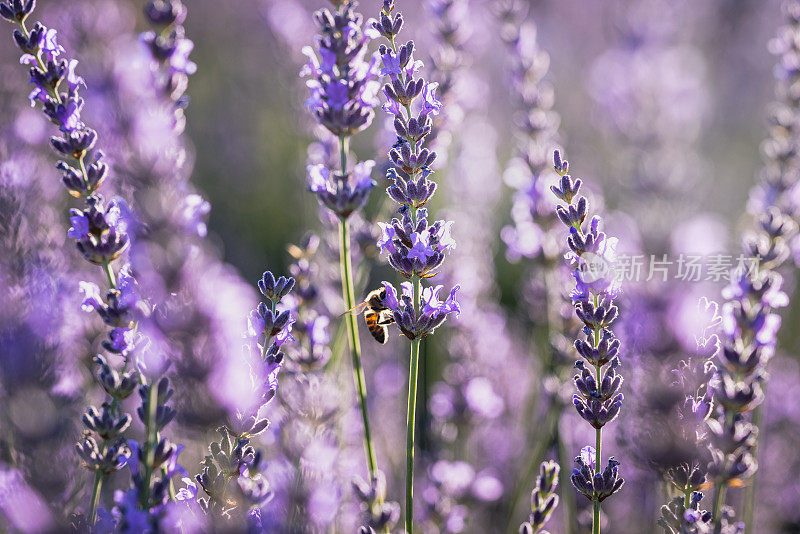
[2,0,800,532]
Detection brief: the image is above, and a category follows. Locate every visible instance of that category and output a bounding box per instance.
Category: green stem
[593,424,602,534]
[593,499,601,534]
[101,259,116,288]
[139,379,159,508]
[712,483,728,534]
[684,490,692,510]
[88,470,103,524]
[339,218,379,481]
[406,275,421,534]
[404,180,423,533]
[742,403,764,534]
[591,292,603,534]
[336,132,379,486]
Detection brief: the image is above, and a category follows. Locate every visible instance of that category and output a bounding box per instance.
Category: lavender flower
[0,2,145,523]
[708,2,800,530]
[658,492,713,534]
[300,2,388,525]
[301,0,380,220]
[519,460,560,534]
[551,150,624,533]
[374,1,459,530]
[302,3,380,138]
[178,270,293,527]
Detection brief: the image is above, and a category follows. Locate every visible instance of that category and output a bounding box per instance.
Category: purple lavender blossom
[300,4,392,530]
[0,2,149,524]
[374,1,459,531]
[519,460,560,534]
[706,2,800,530]
[551,150,624,532]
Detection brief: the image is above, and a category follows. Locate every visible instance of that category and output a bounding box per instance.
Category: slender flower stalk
[300,1,393,527]
[174,270,293,530]
[550,150,625,534]
[733,2,800,531]
[373,1,459,530]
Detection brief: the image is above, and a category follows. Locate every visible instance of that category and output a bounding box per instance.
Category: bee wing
[339,300,371,317]
[377,310,395,325]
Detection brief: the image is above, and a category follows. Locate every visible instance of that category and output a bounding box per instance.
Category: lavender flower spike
[519,460,561,534]
[551,150,624,534]
[375,1,458,531]
[0,1,147,523]
[301,1,387,526]
[709,2,800,530]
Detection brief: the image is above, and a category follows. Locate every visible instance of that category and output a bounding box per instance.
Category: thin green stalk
[101,259,116,289]
[339,218,379,480]
[88,469,103,524]
[139,379,159,508]
[712,483,728,534]
[336,132,379,484]
[593,423,602,534]
[592,293,602,534]
[593,499,601,534]
[742,403,764,533]
[684,490,691,510]
[405,274,421,534]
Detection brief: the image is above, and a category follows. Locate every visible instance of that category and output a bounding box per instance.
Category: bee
[345,287,395,344]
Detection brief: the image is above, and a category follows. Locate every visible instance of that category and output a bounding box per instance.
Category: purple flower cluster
[704,1,800,528]
[0,2,148,523]
[380,280,460,340]
[519,460,560,534]
[378,207,456,281]
[374,0,459,337]
[551,150,624,528]
[658,491,713,534]
[301,1,382,220]
[302,2,380,137]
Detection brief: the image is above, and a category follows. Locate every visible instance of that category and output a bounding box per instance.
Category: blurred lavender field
[1,0,800,533]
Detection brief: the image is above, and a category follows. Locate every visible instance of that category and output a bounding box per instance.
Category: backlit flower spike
[550,151,624,532]
[706,4,800,529]
[519,460,561,534]
[375,1,457,530]
[300,3,390,527]
[0,4,148,524]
